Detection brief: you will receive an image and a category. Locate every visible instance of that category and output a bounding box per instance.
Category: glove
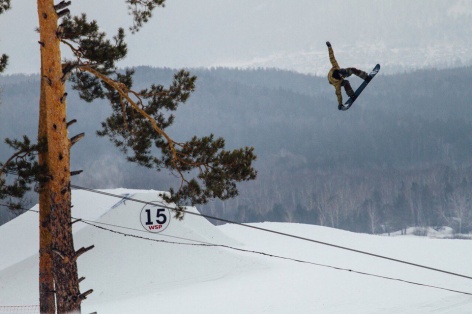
[326,41,331,48]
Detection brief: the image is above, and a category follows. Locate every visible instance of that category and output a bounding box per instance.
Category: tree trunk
[37,1,81,313]
[38,61,55,314]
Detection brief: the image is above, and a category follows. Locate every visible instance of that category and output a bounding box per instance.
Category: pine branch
[79,65,181,168]
[126,0,166,33]
[0,0,10,14]
[0,136,42,203]
[0,54,7,73]
[77,65,257,206]
[0,148,29,177]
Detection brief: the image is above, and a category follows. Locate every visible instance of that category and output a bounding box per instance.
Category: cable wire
[81,219,472,296]
[0,203,210,245]
[70,184,472,281]
[2,201,472,296]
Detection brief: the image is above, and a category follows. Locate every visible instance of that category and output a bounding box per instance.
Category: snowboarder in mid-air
[326,41,379,111]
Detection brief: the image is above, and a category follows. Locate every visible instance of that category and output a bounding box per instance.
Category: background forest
[1,66,472,234]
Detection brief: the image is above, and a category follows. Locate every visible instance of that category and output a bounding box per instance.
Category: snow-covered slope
[1,189,472,313]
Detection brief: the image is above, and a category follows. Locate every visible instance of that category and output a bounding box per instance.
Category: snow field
[1,189,471,313]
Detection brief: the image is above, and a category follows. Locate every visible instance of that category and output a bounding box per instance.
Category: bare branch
[71,245,94,263]
[78,289,93,300]
[70,170,83,176]
[66,119,77,128]
[54,1,71,11]
[70,133,85,147]
[70,218,82,225]
[56,9,70,18]
[60,92,68,103]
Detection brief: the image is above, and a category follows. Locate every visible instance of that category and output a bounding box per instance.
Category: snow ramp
[0,189,265,307]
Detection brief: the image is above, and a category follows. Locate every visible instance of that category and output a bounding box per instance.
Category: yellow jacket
[327,46,343,105]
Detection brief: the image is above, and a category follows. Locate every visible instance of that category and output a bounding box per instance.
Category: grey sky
[1,0,472,74]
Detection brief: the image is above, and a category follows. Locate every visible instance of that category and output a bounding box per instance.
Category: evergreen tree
[0,1,256,313]
[393,182,409,234]
[0,0,9,73]
[0,0,7,109]
[0,1,33,209]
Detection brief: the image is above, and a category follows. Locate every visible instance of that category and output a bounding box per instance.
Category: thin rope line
[69,185,472,281]
[2,201,472,296]
[0,203,209,245]
[82,220,472,296]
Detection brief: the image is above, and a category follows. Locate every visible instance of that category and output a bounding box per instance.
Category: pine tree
[0,1,256,313]
[0,0,33,207]
[0,0,9,72]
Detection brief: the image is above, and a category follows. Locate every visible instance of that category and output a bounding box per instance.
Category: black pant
[334,67,368,79]
[337,67,368,97]
[341,80,355,97]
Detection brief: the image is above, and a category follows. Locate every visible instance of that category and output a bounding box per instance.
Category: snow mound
[0,189,263,306]
[2,189,472,313]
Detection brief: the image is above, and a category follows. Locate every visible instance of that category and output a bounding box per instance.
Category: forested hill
[1,66,472,233]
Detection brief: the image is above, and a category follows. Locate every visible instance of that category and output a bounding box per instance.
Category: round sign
[140,203,171,233]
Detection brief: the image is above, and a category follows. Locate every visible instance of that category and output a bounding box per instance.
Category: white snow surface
[1,189,472,313]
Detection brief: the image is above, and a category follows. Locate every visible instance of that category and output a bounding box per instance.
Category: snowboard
[339,64,380,111]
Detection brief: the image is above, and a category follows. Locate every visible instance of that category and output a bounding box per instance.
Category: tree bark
[38,57,55,313]
[37,0,81,313]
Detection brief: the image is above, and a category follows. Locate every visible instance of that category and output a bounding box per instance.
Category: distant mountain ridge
[214,43,472,75]
[1,66,472,234]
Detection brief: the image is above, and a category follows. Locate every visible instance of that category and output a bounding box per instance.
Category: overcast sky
[1,0,472,74]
